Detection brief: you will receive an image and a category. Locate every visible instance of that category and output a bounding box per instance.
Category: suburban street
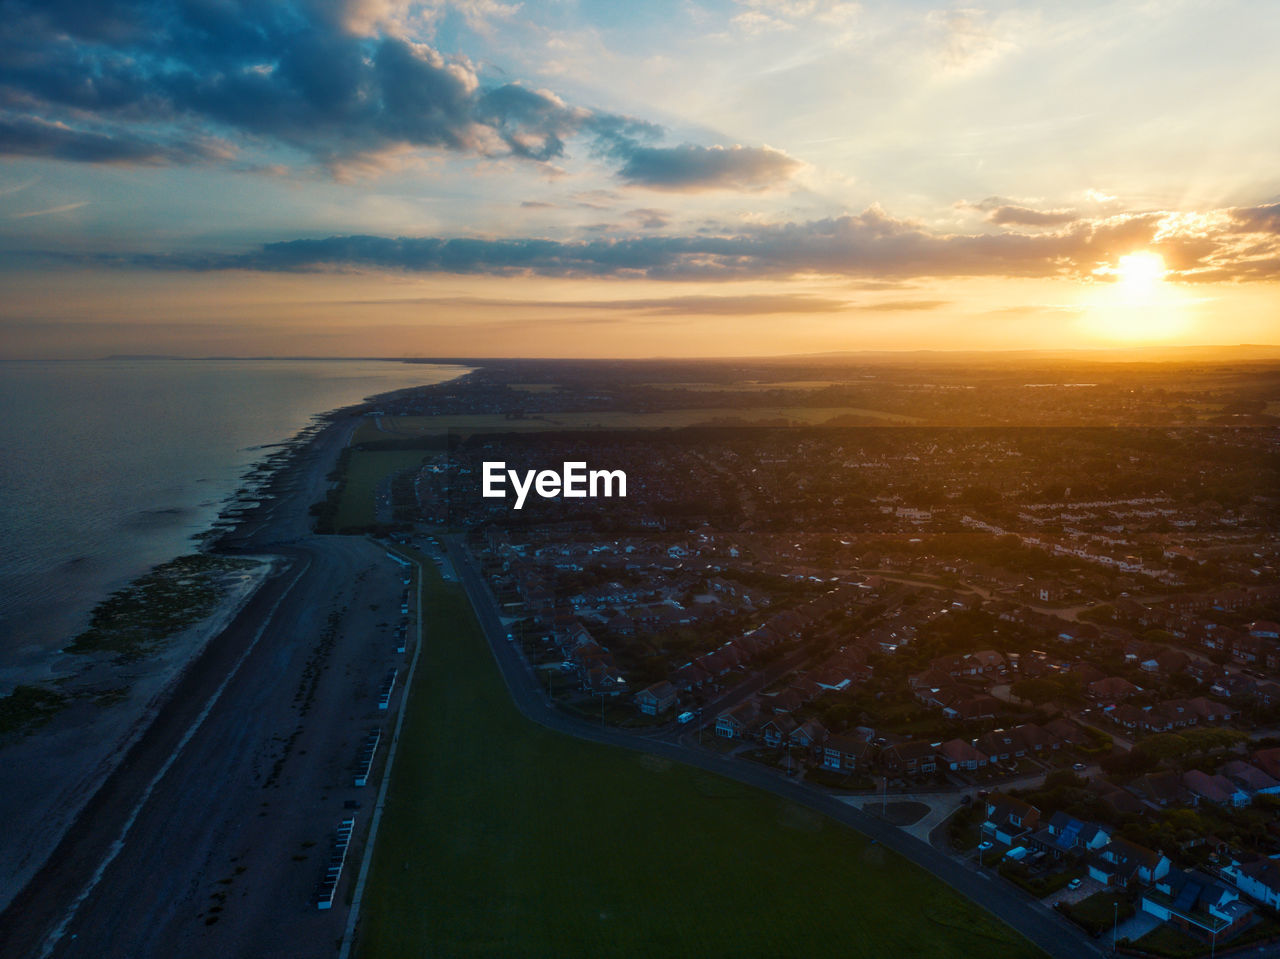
[443,535,1108,959]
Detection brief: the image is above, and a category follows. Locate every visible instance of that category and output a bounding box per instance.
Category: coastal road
[443,534,1107,959]
[0,414,414,959]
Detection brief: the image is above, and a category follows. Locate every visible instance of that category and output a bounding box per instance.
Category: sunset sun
[1081,250,1191,342]
[1115,251,1168,294]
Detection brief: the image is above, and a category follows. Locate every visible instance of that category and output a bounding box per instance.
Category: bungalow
[715,700,760,739]
[1089,676,1140,702]
[634,681,678,716]
[1088,837,1170,887]
[969,649,1007,674]
[981,794,1040,845]
[1013,723,1061,753]
[938,739,988,772]
[1097,784,1146,817]
[1152,699,1199,729]
[1137,770,1191,808]
[1251,747,1280,780]
[1222,857,1280,910]
[1182,769,1249,807]
[1189,697,1233,723]
[1043,717,1081,746]
[1219,760,1280,797]
[1108,703,1145,732]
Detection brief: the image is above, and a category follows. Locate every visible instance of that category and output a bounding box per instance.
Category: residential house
[822,735,872,773]
[1141,868,1254,940]
[790,720,829,755]
[969,649,1007,674]
[1013,723,1061,753]
[1089,676,1140,702]
[634,681,677,716]
[1223,857,1280,910]
[976,729,1025,766]
[1044,718,1081,745]
[1028,811,1110,860]
[981,794,1040,845]
[759,715,799,748]
[670,661,711,692]
[715,700,760,739]
[1189,697,1233,723]
[1088,837,1170,887]
[883,741,939,776]
[1251,747,1280,780]
[938,739,987,772]
[1136,770,1191,808]
[1182,769,1250,807]
[1219,760,1280,797]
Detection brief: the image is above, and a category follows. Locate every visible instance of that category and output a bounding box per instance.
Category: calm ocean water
[0,358,464,679]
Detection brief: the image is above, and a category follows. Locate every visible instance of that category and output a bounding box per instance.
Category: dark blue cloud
[0,0,787,187]
[38,205,1244,281]
[616,143,800,192]
[0,115,227,163]
[0,0,664,171]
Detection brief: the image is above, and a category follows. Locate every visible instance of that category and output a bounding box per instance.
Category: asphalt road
[443,534,1107,959]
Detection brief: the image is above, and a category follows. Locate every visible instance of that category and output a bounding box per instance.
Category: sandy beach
[0,385,437,958]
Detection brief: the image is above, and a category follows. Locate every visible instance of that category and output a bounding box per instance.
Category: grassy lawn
[356,560,1047,959]
[1130,923,1207,958]
[1060,891,1133,937]
[332,449,429,529]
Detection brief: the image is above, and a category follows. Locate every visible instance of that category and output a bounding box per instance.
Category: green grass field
[332,450,428,529]
[356,560,1047,959]
[362,405,919,438]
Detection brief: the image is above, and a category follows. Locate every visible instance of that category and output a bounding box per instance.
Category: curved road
[442,535,1107,959]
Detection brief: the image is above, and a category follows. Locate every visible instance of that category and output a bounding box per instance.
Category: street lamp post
[1112,899,1118,955]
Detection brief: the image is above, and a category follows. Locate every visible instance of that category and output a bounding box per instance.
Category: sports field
[355,561,1046,959]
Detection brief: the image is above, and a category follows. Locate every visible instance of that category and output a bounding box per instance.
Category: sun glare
[1115,251,1167,292]
[1080,250,1191,342]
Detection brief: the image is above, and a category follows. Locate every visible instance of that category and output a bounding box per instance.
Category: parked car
[978,841,993,851]
[1068,878,1083,890]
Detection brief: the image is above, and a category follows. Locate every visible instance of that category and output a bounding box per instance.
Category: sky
[1,0,1278,358]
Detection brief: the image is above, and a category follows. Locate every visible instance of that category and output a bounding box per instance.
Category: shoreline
[0,366,475,917]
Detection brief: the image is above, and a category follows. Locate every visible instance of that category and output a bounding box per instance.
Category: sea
[0,358,466,683]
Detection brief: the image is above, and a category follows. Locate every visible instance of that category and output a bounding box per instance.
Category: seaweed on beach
[0,684,68,735]
[67,554,260,662]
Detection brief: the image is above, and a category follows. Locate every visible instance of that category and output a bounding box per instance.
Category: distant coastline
[0,358,471,681]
